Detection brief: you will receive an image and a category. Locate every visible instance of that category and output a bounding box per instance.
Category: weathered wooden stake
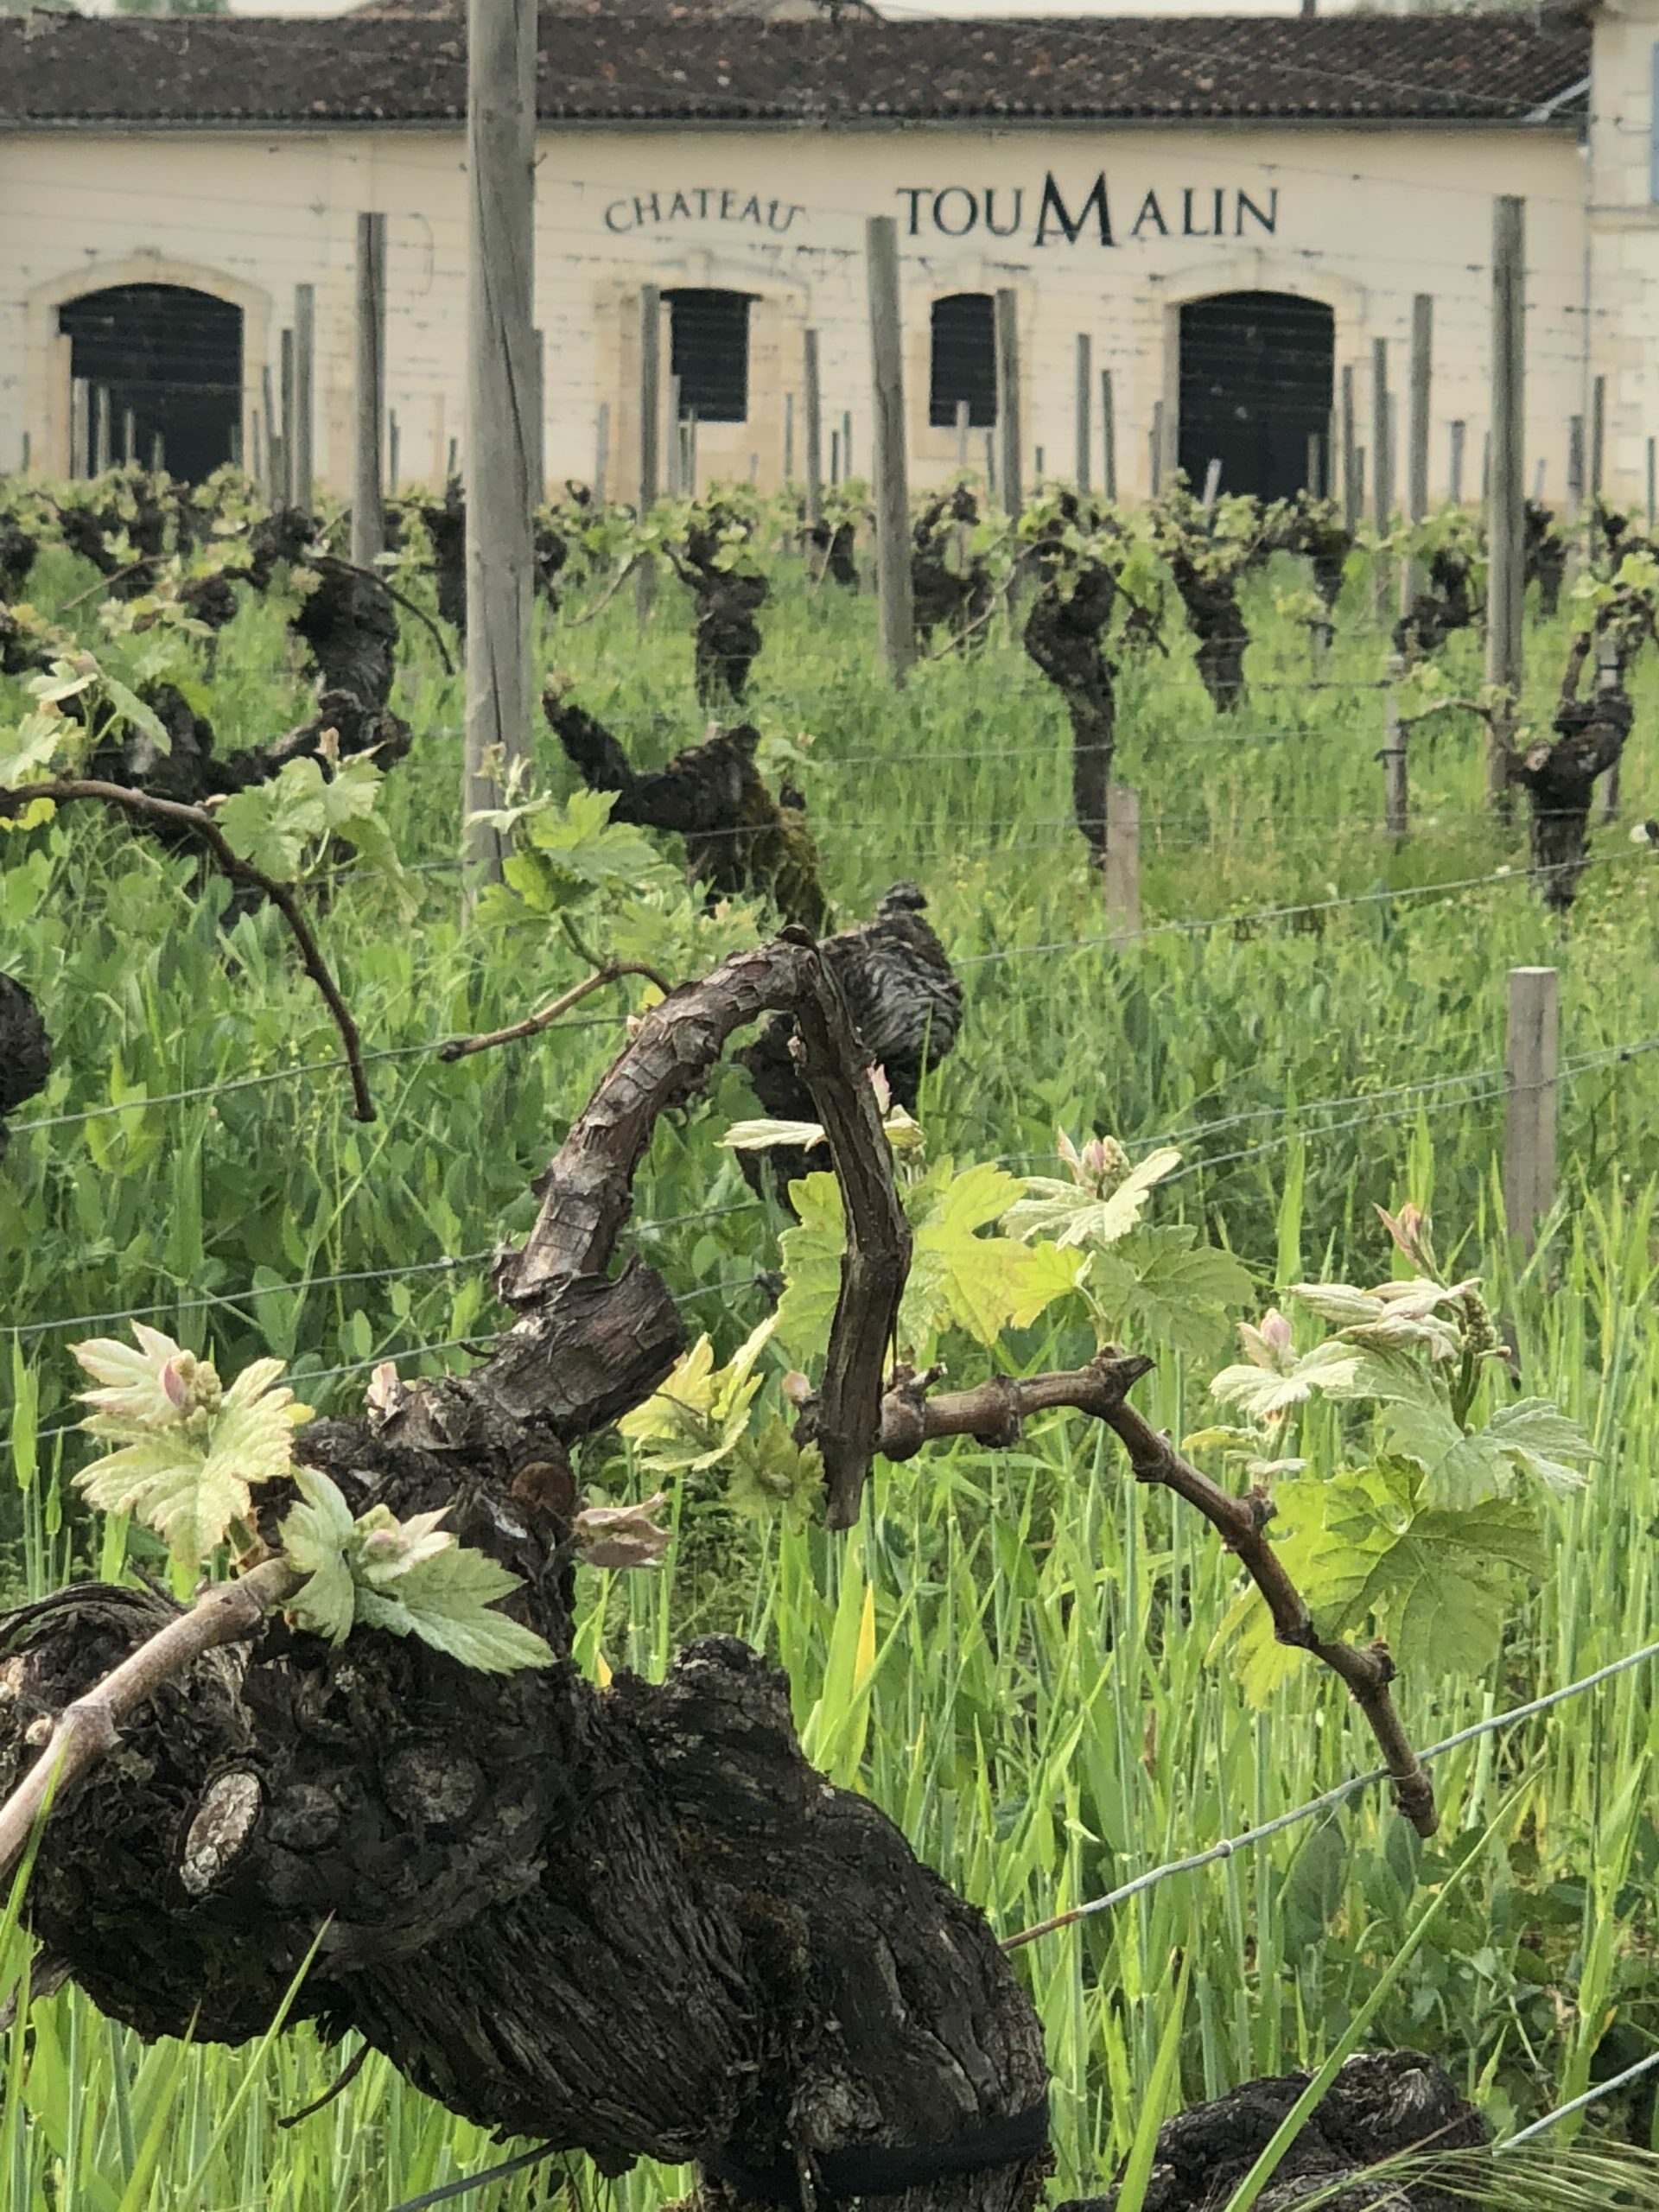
[1074,332,1091,494]
[984,429,996,501]
[1371,336,1392,620]
[1102,368,1116,501]
[955,397,970,474]
[530,327,546,503]
[1504,965,1558,1255]
[1382,651,1408,841]
[842,408,854,481]
[1201,456,1222,511]
[1105,785,1141,942]
[461,0,536,880]
[1591,373,1606,501]
[1486,194,1526,810]
[1402,293,1432,613]
[251,407,264,487]
[994,288,1022,520]
[865,213,914,683]
[1450,418,1466,505]
[93,383,111,474]
[1566,414,1585,518]
[830,429,841,486]
[149,432,165,474]
[122,405,136,466]
[352,213,387,567]
[448,435,459,478]
[636,283,660,621]
[665,374,682,497]
[279,327,295,499]
[388,408,401,494]
[67,380,87,477]
[803,327,823,531]
[1341,364,1361,534]
[292,282,315,514]
[594,403,610,501]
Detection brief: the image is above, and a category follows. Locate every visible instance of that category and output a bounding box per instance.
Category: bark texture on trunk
[0,938,1046,2212]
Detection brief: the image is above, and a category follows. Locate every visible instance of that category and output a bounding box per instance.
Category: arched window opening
[59,283,243,483]
[929,293,996,429]
[1178,290,1334,503]
[664,289,754,424]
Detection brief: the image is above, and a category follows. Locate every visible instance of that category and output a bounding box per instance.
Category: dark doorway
[1178,291,1333,502]
[929,293,996,428]
[59,284,242,481]
[664,289,753,423]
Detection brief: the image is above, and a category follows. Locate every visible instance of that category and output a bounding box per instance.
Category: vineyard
[3,460,1659,2211]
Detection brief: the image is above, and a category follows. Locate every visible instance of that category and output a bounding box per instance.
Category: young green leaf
[354,1547,555,1674]
[279,1466,359,1644]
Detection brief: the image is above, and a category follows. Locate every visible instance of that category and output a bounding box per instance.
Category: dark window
[929,293,996,429]
[59,283,242,484]
[1178,290,1334,503]
[664,289,753,423]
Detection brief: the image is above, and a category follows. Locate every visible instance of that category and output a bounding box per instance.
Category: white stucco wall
[0,111,1592,499]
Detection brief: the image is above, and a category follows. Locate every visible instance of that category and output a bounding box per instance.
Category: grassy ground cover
[4,519,1659,2207]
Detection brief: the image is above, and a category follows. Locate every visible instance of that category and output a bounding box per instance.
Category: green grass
[4,522,1659,2206]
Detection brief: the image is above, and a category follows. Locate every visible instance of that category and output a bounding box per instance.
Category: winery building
[0,1,1652,505]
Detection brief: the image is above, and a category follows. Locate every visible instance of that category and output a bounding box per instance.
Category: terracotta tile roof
[0,7,1592,129]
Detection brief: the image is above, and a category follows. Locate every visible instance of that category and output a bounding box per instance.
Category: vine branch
[874,1349,1439,1836]
[0,1557,299,1886]
[0,779,375,1121]
[439,961,669,1064]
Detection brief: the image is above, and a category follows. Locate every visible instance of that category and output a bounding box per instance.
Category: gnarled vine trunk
[1023,565,1117,861]
[0,939,1047,2212]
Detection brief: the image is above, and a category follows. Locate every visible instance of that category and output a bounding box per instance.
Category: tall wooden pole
[93,385,111,474]
[994,288,1022,520]
[1449,418,1466,505]
[352,214,387,568]
[1590,373,1606,504]
[122,405,137,467]
[461,0,536,880]
[67,376,86,475]
[637,283,661,620]
[1340,363,1360,535]
[1074,332,1092,495]
[865,214,914,681]
[1370,339,1391,531]
[280,327,296,505]
[1487,195,1526,809]
[955,398,970,475]
[261,363,280,504]
[1402,293,1432,614]
[1101,368,1116,501]
[803,327,823,531]
[531,327,545,506]
[1567,415,1586,518]
[291,283,315,515]
[1504,966,1558,1255]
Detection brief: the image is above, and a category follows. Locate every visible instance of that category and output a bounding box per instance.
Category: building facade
[0,4,1649,506]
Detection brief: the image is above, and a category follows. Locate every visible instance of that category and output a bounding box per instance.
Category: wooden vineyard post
[461,0,536,882]
[830,429,841,486]
[93,383,111,475]
[1591,373,1606,505]
[955,397,970,475]
[594,401,610,501]
[636,283,661,621]
[842,409,854,482]
[984,429,996,503]
[1402,294,1432,617]
[1450,418,1466,505]
[1104,785,1141,943]
[665,374,682,497]
[1306,429,1322,498]
[1504,965,1558,1255]
[1075,332,1091,494]
[279,326,296,503]
[69,378,88,476]
[122,406,136,466]
[1382,651,1408,842]
[803,327,823,531]
[353,213,387,568]
[388,409,401,494]
[292,282,315,514]
[261,363,281,504]
[1033,445,1045,479]
[995,287,1022,521]
[531,328,546,505]
[1200,457,1222,512]
[149,431,165,474]
[1341,363,1361,535]
[251,407,264,488]
[1102,368,1116,500]
[1567,414,1585,521]
[686,406,699,499]
[865,213,914,683]
[1371,336,1392,621]
[1487,194,1526,813]
[1149,400,1164,497]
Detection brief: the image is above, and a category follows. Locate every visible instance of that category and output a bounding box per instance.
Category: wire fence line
[1001,1635,1659,1951]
